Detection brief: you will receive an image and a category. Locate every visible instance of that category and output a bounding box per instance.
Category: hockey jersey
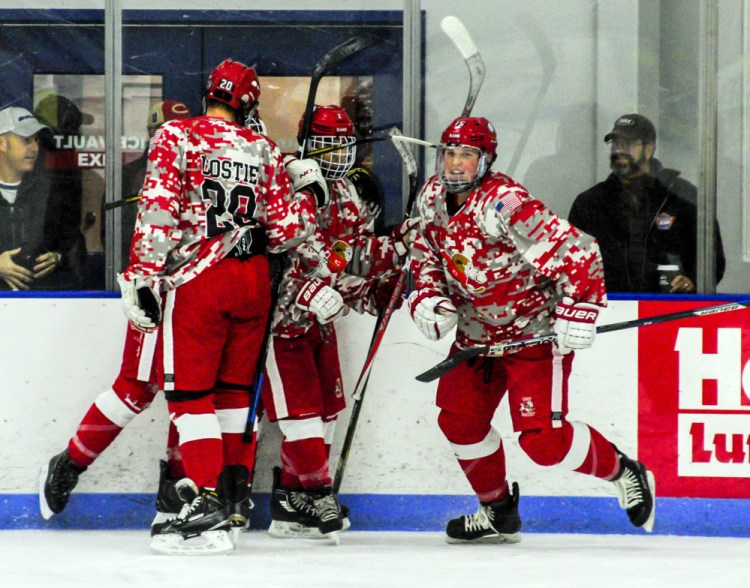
[272,177,404,338]
[410,171,606,350]
[124,116,316,291]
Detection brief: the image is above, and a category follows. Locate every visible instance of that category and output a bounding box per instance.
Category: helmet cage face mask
[436,145,490,193]
[308,135,356,180]
[245,111,267,135]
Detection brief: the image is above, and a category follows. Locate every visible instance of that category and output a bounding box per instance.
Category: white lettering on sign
[674,327,750,476]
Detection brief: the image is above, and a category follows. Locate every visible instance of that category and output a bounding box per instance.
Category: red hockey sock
[68,404,123,468]
[165,420,185,478]
[457,447,509,504]
[280,442,302,489]
[170,396,223,489]
[574,425,619,479]
[281,437,331,490]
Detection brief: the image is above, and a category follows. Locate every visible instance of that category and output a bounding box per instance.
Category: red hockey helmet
[205,59,260,124]
[440,116,498,159]
[298,105,357,180]
[437,116,498,193]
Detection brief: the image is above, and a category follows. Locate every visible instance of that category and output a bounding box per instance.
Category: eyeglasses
[608,138,643,150]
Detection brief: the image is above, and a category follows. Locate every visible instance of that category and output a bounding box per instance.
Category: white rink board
[0,297,638,497]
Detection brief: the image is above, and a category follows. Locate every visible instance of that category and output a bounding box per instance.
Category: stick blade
[440,16,479,59]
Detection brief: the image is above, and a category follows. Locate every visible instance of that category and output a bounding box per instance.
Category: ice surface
[0,530,747,588]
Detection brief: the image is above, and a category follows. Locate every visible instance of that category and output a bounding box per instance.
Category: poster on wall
[638,299,750,498]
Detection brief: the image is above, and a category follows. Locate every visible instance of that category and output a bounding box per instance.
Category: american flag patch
[495,191,523,217]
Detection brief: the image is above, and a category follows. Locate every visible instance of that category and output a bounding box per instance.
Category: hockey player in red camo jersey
[262,105,416,543]
[407,116,656,544]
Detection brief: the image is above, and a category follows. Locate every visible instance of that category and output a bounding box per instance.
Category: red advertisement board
[638,300,750,498]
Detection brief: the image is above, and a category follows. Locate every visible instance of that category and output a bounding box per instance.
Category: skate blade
[642,471,656,533]
[446,532,522,545]
[324,531,341,546]
[150,530,235,556]
[268,521,325,540]
[38,463,54,520]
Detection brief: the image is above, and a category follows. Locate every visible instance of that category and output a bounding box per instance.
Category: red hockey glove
[554,296,600,354]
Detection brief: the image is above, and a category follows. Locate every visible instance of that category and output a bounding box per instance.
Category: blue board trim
[6,493,750,537]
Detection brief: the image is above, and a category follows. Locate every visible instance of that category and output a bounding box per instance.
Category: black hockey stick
[243,252,288,442]
[441,16,485,117]
[332,127,420,493]
[104,134,432,211]
[415,299,750,383]
[298,34,376,158]
[506,12,557,175]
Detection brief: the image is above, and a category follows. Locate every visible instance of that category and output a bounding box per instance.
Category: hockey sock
[68,386,145,467]
[280,443,303,489]
[165,420,185,478]
[457,446,510,503]
[281,437,331,489]
[574,425,619,479]
[170,395,223,489]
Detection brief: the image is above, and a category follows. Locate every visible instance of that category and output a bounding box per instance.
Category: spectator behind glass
[115,99,191,270]
[34,94,90,289]
[568,114,726,293]
[0,106,81,290]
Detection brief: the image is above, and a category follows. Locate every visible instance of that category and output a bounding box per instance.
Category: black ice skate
[268,467,352,539]
[150,460,182,536]
[446,482,522,544]
[218,464,254,542]
[612,448,656,533]
[308,485,346,544]
[39,449,88,520]
[150,479,234,556]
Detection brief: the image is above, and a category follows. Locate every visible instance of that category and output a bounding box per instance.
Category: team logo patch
[520,397,536,418]
[440,251,487,294]
[654,212,675,230]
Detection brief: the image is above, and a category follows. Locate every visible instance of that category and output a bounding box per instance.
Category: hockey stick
[441,16,485,117]
[506,12,557,176]
[104,134,432,211]
[415,299,750,383]
[298,34,376,158]
[332,127,420,493]
[243,253,288,442]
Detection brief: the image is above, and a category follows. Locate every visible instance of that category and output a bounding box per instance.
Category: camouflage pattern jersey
[410,171,607,351]
[272,176,405,338]
[123,116,316,290]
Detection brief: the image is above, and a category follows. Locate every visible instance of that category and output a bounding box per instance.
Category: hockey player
[42,59,317,556]
[407,116,656,544]
[263,104,416,543]
[39,102,271,538]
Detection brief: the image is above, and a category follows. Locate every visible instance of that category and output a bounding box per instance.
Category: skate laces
[463,506,493,532]
[314,494,341,523]
[51,454,82,496]
[291,491,317,517]
[615,463,645,509]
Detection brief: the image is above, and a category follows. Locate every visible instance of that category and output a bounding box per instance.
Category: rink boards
[1,293,749,536]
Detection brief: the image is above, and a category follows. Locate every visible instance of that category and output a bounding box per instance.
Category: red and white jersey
[124,115,315,290]
[411,171,606,349]
[273,177,402,338]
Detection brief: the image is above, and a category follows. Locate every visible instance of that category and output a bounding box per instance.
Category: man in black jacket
[0,106,81,290]
[569,113,725,293]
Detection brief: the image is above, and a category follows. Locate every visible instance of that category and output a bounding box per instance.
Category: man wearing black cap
[569,113,725,293]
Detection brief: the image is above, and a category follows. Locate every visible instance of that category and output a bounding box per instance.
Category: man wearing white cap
[0,106,71,290]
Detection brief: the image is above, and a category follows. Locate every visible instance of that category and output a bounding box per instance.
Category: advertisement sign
[638,300,750,497]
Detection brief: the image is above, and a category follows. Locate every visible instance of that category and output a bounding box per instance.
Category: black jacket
[569,171,725,293]
[0,166,84,290]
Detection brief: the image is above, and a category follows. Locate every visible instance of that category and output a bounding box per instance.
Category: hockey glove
[392,218,420,258]
[347,167,383,219]
[296,278,348,324]
[554,296,600,354]
[284,155,329,208]
[408,290,458,341]
[117,273,162,332]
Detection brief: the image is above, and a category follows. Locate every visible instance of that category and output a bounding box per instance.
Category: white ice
[0,530,747,588]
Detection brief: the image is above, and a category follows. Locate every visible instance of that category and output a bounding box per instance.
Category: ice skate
[150,479,234,556]
[268,466,325,539]
[218,465,254,542]
[308,485,346,544]
[150,460,183,536]
[39,449,87,520]
[612,448,656,532]
[446,482,522,544]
